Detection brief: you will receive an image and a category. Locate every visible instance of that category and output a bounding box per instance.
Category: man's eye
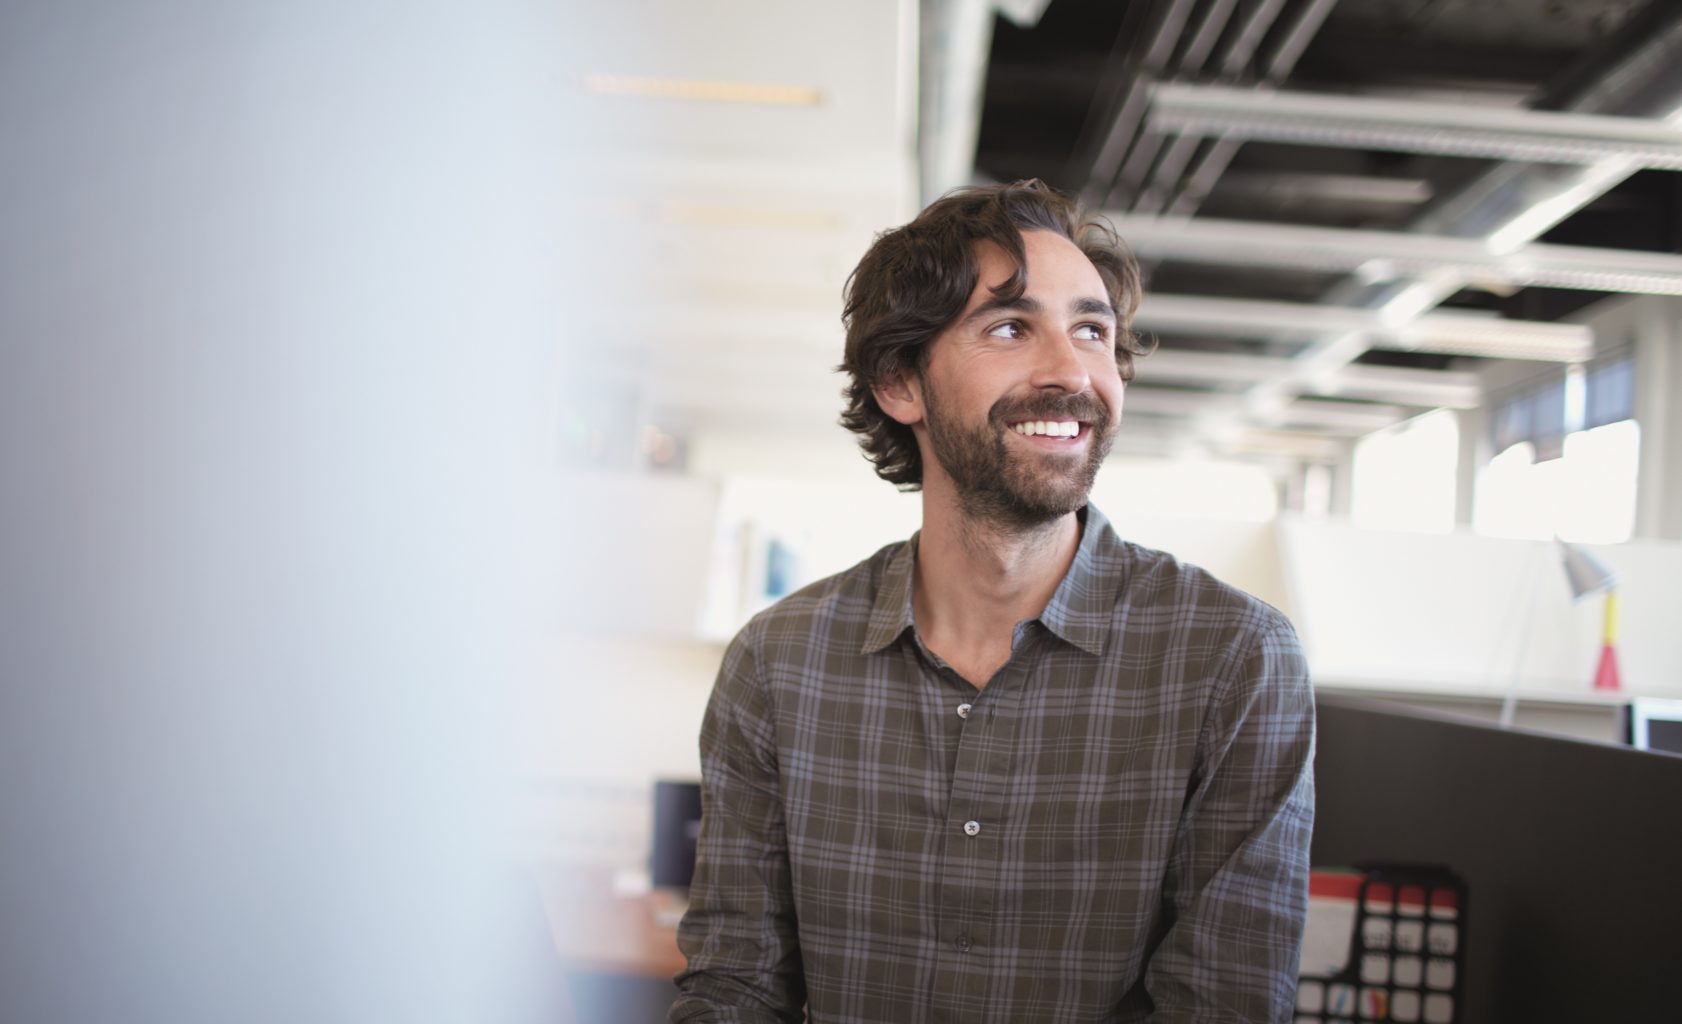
[1074,323,1112,342]
[986,321,1025,340]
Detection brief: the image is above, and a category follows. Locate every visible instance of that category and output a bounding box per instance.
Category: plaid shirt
[672,505,1314,1023]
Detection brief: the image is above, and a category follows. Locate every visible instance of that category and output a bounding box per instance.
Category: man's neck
[910,483,1083,685]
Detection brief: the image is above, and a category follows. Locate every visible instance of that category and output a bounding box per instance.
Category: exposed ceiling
[973,0,1682,463]
[571,0,1682,478]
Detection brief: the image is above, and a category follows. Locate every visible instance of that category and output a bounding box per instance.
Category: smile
[1009,420,1084,438]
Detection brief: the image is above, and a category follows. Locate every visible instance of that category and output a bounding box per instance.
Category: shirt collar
[1036,503,1120,657]
[860,504,1123,657]
[862,533,919,654]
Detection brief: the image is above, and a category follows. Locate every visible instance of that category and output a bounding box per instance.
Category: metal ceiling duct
[1220,3,1682,439]
[1147,82,1682,169]
[1109,214,1682,296]
[1133,295,1595,362]
[1076,0,1338,213]
[920,0,1055,202]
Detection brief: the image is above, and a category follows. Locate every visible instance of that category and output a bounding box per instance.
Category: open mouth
[1008,419,1087,440]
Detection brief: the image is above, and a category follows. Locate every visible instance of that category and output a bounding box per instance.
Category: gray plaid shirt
[672,505,1314,1023]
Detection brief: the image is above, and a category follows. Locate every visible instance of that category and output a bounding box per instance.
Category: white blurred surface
[0,2,584,1020]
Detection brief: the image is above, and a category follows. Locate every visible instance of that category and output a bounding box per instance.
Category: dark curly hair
[838,179,1147,489]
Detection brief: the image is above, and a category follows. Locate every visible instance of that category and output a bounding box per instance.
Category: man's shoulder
[1098,525,1294,642]
[1097,529,1306,703]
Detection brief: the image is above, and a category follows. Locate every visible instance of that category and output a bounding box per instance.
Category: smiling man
[671,180,1315,1023]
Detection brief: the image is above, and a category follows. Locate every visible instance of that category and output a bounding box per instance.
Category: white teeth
[1012,420,1080,437]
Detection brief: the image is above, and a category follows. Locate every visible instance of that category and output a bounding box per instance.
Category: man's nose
[1030,333,1091,393]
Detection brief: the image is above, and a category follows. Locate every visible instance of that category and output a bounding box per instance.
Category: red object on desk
[1593,590,1621,692]
[1593,643,1621,691]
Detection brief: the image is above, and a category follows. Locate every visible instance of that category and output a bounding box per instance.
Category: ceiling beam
[1147,82,1682,168]
[1111,387,1406,438]
[1138,350,1481,408]
[1134,295,1594,361]
[1110,214,1682,296]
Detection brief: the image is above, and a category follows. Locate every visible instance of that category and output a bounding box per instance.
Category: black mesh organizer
[1295,864,1468,1024]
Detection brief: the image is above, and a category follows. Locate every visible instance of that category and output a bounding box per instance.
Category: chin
[972,471,1093,529]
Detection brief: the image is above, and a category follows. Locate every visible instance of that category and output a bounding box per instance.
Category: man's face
[909,229,1126,529]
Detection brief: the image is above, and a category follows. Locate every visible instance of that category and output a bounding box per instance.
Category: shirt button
[957,935,972,953]
[963,820,981,837]
[956,703,972,719]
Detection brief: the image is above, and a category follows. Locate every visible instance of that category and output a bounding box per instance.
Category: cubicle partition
[1312,693,1682,1024]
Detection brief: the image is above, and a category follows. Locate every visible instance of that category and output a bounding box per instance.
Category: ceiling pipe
[1139,350,1482,408]
[1147,83,1682,168]
[919,0,1053,203]
[1131,0,1295,214]
[1108,213,1682,295]
[1134,295,1594,361]
[1076,0,1200,207]
[1213,4,1682,439]
[1165,0,1339,216]
[1111,0,1243,210]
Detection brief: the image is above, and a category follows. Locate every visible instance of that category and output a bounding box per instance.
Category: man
[671,180,1314,1023]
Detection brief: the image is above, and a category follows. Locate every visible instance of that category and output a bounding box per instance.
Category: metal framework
[1133,295,1594,362]
[1110,214,1682,296]
[1148,82,1682,168]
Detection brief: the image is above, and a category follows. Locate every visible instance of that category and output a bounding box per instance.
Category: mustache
[989,392,1111,425]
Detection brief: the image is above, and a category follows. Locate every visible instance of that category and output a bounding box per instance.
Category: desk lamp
[1559,539,1621,692]
[1499,539,1621,727]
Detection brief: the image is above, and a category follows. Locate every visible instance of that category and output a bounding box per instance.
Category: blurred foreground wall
[0,2,599,1020]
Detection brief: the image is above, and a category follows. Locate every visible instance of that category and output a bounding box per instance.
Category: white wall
[531,461,1682,862]
[1279,518,1682,698]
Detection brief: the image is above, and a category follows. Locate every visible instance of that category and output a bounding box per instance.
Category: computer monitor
[1624,697,1682,755]
[650,780,703,888]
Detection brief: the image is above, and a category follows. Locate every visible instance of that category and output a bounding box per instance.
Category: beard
[921,375,1115,532]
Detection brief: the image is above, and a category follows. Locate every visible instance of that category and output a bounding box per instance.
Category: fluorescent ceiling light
[1134,295,1593,362]
[1148,82,1682,168]
[659,201,844,231]
[584,74,823,107]
[1108,214,1682,296]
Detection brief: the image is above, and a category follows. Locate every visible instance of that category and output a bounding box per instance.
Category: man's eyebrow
[960,294,1117,325]
[960,294,1041,325]
[1072,296,1117,320]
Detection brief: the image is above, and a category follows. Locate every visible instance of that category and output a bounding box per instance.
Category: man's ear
[872,369,924,428]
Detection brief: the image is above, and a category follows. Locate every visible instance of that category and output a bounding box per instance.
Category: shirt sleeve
[669,628,807,1024]
[1142,614,1316,1023]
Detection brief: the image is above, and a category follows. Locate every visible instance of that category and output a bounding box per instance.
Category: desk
[541,867,687,980]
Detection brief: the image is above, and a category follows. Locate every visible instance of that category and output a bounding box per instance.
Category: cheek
[1091,363,1126,422]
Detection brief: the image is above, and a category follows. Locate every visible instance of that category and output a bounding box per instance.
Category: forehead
[966,229,1107,308]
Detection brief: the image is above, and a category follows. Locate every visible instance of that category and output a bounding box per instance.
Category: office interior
[539,2,1682,1021]
[5,1,1682,1022]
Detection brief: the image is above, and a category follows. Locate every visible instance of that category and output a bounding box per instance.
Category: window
[1474,357,1639,543]
[1473,422,1640,542]
[1350,409,1459,534]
